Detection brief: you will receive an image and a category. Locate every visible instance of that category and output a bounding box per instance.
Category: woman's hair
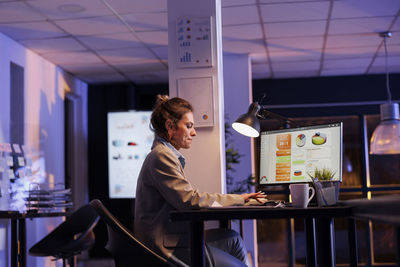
[151,95,193,140]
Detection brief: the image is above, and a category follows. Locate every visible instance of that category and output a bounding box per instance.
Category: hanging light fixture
[370,31,400,155]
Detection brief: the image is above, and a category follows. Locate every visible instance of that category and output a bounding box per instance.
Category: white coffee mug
[289,183,315,208]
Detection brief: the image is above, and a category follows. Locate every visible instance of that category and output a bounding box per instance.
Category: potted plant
[308,167,340,206]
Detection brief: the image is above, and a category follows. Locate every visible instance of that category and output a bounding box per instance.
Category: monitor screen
[107,111,153,198]
[259,123,342,185]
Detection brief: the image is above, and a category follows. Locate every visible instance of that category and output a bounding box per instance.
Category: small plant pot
[313,181,340,206]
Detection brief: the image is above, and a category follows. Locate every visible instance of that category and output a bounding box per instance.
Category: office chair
[29,204,99,267]
[89,199,189,267]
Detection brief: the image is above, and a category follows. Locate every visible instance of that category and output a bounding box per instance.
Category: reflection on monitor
[259,123,342,185]
[107,111,153,198]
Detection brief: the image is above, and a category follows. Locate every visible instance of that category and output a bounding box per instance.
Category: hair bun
[157,94,169,103]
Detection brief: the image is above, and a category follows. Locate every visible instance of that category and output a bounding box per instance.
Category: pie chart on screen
[296,134,306,147]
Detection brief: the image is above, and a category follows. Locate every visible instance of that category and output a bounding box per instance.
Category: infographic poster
[107,111,153,198]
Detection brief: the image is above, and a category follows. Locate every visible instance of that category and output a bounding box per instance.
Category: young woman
[134,95,264,266]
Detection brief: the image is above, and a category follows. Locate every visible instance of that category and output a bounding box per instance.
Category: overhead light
[232,101,299,138]
[370,31,400,155]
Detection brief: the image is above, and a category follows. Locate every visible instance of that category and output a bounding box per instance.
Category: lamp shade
[232,102,260,137]
[370,102,400,155]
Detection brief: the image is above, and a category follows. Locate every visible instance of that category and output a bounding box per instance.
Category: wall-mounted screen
[259,123,342,185]
[107,111,153,198]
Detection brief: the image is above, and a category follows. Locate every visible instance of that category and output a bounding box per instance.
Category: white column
[167,0,226,193]
[223,54,258,267]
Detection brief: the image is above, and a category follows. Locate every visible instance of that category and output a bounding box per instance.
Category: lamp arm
[257,109,300,128]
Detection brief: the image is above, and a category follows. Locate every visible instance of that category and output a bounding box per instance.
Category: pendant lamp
[369,31,400,155]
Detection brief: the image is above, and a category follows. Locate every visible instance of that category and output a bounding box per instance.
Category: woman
[134,95,264,266]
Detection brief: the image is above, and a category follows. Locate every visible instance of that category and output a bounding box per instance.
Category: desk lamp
[232,101,299,137]
[370,31,400,155]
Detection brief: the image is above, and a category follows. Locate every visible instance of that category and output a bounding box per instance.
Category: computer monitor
[259,122,342,186]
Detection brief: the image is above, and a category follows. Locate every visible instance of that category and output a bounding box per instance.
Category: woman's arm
[150,148,244,209]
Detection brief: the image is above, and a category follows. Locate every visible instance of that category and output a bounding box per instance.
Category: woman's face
[169,112,196,150]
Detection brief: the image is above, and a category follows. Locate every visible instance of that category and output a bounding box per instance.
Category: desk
[170,206,353,267]
[344,196,400,266]
[0,211,67,267]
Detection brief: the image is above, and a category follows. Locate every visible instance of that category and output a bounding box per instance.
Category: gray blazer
[134,139,244,263]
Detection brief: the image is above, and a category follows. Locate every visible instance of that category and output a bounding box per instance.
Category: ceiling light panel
[260,1,329,23]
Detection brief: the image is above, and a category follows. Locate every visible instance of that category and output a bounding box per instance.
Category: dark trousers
[205,228,250,267]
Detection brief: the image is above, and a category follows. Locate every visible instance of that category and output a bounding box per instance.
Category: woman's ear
[165,119,173,131]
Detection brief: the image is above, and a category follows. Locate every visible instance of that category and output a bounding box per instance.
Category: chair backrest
[89,199,175,267]
[29,204,100,259]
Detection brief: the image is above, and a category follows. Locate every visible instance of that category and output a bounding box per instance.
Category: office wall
[0,32,87,267]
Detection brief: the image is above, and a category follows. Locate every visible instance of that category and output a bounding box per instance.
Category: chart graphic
[176,17,213,68]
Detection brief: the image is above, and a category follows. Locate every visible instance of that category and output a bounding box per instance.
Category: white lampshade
[232,122,260,137]
[370,103,400,155]
[232,102,261,138]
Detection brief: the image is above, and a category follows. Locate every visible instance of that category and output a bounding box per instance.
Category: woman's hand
[241,191,266,203]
